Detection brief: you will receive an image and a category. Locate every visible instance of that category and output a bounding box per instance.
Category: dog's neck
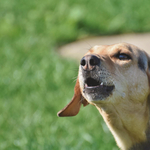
[95,100,150,150]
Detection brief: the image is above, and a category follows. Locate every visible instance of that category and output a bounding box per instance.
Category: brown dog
[57,43,150,150]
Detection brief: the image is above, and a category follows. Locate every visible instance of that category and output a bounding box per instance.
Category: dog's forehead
[85,43,146,59]
[86,43,148,72]
[87,43,142,56]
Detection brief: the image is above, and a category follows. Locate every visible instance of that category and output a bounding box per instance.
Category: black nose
[80,55,100,71]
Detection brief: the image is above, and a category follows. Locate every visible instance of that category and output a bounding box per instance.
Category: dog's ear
[147,55,150,84]
[57,78,89,117]
[138,51,150,84]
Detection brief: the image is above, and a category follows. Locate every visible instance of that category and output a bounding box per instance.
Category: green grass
[0,0,150,149]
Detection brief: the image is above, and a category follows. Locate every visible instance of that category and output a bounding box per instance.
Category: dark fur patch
[148,59,150,71]
[138,53,147,72]
[129,141,150,150]
[127,45,133,53]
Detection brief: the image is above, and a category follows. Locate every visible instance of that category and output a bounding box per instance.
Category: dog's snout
[80,55,100,71]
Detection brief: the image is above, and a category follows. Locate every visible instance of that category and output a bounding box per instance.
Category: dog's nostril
[90,58,96,66]
[89,56,100,66]
[80,58,86,66]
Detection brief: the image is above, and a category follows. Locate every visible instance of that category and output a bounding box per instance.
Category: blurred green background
[0,0,150,149]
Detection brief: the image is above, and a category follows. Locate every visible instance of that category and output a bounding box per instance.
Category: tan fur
[58,43,150,150]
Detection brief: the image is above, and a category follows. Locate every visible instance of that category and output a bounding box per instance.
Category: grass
[0,0,150,149]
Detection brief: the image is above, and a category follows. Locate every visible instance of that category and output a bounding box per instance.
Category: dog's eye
[116,53,131,60]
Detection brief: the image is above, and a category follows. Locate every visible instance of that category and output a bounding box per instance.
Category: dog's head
[57,43,150,117]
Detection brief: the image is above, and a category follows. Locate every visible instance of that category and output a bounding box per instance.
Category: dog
[57,43,150,150]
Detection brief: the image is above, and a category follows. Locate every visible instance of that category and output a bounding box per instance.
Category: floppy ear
[57,78,89,117]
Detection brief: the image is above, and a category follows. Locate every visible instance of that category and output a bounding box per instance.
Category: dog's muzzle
[80,55,114,101]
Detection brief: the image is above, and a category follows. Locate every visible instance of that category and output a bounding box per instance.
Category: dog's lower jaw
[95,101,149,150]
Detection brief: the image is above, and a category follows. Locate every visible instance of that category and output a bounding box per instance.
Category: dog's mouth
[83,77,114,101]
[85,78,100,87]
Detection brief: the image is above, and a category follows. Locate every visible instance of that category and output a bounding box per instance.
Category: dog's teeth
[101,82,104,85]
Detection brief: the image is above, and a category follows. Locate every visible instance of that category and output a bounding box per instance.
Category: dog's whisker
[72,77,78,83]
